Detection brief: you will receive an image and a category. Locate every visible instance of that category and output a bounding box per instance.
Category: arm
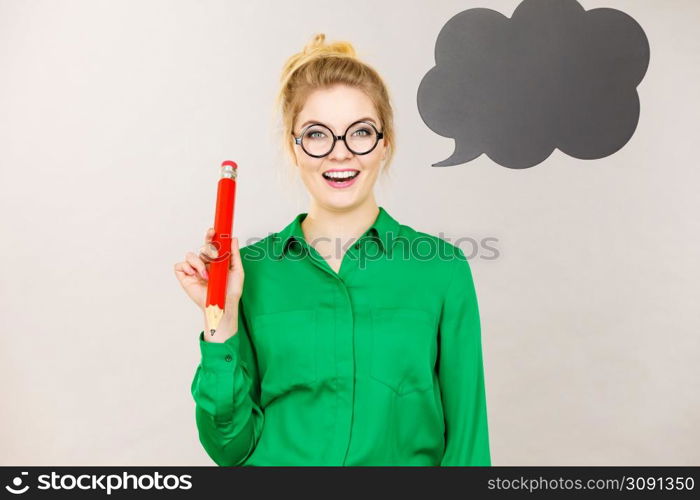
[190,300,264,466]
[438,248,491,466]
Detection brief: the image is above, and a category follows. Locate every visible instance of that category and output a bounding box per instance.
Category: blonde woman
[174,33,491,466]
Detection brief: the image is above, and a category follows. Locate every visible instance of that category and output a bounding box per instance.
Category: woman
[174,33,491,466]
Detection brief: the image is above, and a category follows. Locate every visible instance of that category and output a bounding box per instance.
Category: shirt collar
[273,205,400,260]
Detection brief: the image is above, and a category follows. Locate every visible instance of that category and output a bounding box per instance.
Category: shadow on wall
[418,0,650,169]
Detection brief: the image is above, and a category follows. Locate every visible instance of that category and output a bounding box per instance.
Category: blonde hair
[275,33,396,174]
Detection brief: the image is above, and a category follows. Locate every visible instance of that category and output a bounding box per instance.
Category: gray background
[0,0,698,465]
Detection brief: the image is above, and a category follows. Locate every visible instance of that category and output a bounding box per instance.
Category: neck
[302,199,380,247]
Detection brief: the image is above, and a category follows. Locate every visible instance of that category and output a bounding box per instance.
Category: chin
[327,198,358,210]
[318,195,362,212]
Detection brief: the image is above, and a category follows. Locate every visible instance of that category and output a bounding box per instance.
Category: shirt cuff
[198,330,241,370]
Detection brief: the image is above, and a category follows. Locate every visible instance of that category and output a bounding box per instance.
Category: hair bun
[302,33,357,59]
[279,33,357,86]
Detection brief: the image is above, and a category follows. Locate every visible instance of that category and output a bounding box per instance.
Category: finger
[204,227,215,245]
[185,251,208,280]
[174,261,196,277]
[229,237,243,273]
[183,262,196,275]
[198,242,218,263]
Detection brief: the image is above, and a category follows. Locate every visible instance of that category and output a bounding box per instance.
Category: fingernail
[201,269,208,280]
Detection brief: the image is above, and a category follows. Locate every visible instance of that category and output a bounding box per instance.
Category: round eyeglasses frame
[292,120,384,158]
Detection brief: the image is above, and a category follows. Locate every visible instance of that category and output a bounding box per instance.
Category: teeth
[323,170,359,180]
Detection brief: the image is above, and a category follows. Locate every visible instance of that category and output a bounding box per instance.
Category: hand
[173,228,245,332]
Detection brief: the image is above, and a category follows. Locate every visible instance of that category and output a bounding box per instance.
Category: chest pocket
[251,308,318,400]
[370,307,437,395]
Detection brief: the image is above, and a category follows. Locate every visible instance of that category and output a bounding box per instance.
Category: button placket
[338,234,372,282]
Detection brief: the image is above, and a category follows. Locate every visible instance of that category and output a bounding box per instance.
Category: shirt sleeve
[190,300,264,466]
[437,248,491,466]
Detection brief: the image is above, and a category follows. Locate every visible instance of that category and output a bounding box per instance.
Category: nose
[327,136,354,160]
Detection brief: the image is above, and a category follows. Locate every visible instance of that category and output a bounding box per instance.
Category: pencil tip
[210,329,216,336]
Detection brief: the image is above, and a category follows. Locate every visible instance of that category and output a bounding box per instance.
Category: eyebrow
[299,117,378,130]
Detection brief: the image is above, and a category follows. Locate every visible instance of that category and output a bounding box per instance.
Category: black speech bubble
[417,0,650,169]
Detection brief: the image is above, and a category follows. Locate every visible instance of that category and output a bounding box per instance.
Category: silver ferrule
[221,164,237,179]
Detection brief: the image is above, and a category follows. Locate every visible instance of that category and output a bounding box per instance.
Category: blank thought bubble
[417,0,650,169]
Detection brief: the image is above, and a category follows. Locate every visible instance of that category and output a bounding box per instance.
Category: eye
[352,128,372,136]
[306,130,326,139]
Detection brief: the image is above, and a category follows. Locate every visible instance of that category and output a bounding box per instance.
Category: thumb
[224,263,240,308]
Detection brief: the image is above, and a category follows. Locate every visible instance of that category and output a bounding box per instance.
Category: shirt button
[225,354,232,362]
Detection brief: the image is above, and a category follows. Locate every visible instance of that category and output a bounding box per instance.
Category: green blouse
[190,206,491,466]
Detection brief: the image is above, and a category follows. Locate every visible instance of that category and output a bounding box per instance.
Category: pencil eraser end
[221,160,238,170]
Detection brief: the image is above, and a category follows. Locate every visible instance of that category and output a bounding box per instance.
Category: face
[291,84,387,211]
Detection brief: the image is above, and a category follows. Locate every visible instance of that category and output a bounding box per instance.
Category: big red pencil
[205,160,238,335]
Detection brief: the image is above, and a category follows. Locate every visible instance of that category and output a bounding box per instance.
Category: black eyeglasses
[292,120,384,158]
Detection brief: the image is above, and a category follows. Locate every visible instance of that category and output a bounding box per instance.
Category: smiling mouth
[322,169,360,181]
